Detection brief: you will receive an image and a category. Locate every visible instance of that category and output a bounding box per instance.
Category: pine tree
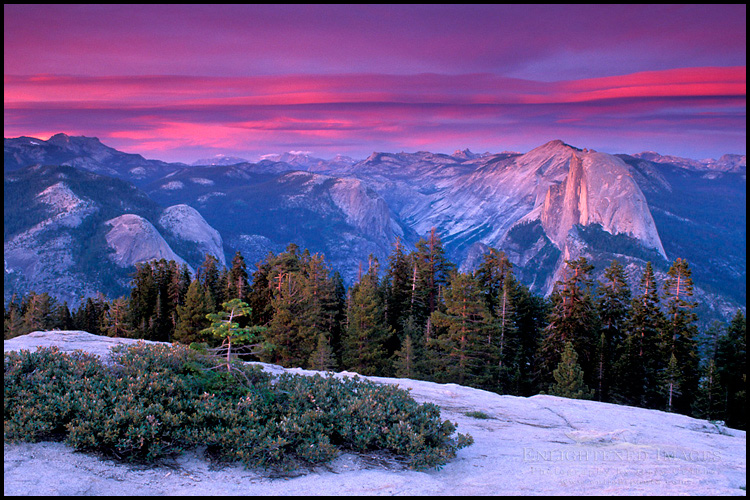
[260,249,338,369]
[263,267,310,367]
[4,296,25,339]
[300,253,338,344]
[511,282,549,396]
[548,341,595,400]
[692,359,723,421]
[411,228,454,330]
[329,270,347,365]
[659,258,699,414]
[308,331,337,371]
[198,253,223,307]
[384,237,413,346]
[285,251,339,369]
[151,259,179,341]
[393,333,418,379]
[129,263,158,339]
[254,244,314,366]
[475,247,513,319]
[226,251,250,301]
[595,260,631,401]
[538,257,599,389]
[174,279,213,345]
[342,264,391,376]
[611,261,663,407]
[246,253,277,327]
[54,301,73,331]
[427,271,496,386]
[660,353,682,412]
[103,297,131,338]
[202,299,266,372]
[494,271,521,393]
[22,291,53,334]
[715,310,746,429]
[474,247,521,392]
[167,262,191,328]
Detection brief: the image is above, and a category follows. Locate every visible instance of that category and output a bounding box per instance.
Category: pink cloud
[4,67,745,161]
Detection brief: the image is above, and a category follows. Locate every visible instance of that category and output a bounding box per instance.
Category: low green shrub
[4,343,472,471]
[4,347,102,442]
[465,410,492,420]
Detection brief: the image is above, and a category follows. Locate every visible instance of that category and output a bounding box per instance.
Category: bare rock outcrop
[158,204,226,268]
[4,331,746,496]
[105,214,190,270]
[539,149,666,259]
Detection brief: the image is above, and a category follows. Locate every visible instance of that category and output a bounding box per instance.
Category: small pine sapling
[202,299,267,376]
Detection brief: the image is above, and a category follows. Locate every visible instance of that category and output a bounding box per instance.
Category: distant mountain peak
[48,132,70,142]
[632,151,746,173]
[451,148,479,160]
[47,133,104,147]
[535,139,583,153]
[191,154,249,166]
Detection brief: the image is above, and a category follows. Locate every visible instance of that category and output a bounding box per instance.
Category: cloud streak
[5,67,745,161]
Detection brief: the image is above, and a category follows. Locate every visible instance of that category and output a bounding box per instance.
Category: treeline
[4,229,746,429]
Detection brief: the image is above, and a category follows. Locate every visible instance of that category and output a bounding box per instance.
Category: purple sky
[4,4,746,163]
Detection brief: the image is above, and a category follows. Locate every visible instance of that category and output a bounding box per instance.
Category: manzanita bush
[4,343,472,470]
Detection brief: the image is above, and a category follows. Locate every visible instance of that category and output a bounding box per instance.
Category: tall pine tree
[384,237,413,347]
[714,310,746,429]
[342,259,391,376]
[538,257,599,389]
[658,258,699,414]
[611,261,664,407]
[226,251,250,301]
[174,278,213,344]
[427,271,496,386]
[411,228,454,332]
[474,248,521,393]
[595,260,631,401]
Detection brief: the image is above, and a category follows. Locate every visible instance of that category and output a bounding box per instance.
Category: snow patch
[197,191,227,203]
[160,181,184,190]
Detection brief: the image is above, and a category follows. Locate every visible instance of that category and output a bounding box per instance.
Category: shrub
[4,347,102,442]
[465,410,491,420]
[4,343,472,471]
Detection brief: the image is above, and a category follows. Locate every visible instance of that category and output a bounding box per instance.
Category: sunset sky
[4,4,746,163]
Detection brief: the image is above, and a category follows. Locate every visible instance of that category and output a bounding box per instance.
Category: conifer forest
[4,229,746,430]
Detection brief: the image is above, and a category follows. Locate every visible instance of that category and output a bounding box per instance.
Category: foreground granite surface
[4,331,747,495]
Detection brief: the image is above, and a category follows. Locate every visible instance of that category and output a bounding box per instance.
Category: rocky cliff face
[158,204,226,268]
[105,214,191,270]
[538,149,666,259]
[336,140,668,295]
[4,169,108,305]
[328,177,404,243]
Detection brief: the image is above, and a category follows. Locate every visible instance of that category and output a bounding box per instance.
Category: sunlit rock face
[539,149,666,259]
[341,140,667,296]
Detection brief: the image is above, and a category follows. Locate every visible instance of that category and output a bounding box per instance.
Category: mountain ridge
[4,135,745,322]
